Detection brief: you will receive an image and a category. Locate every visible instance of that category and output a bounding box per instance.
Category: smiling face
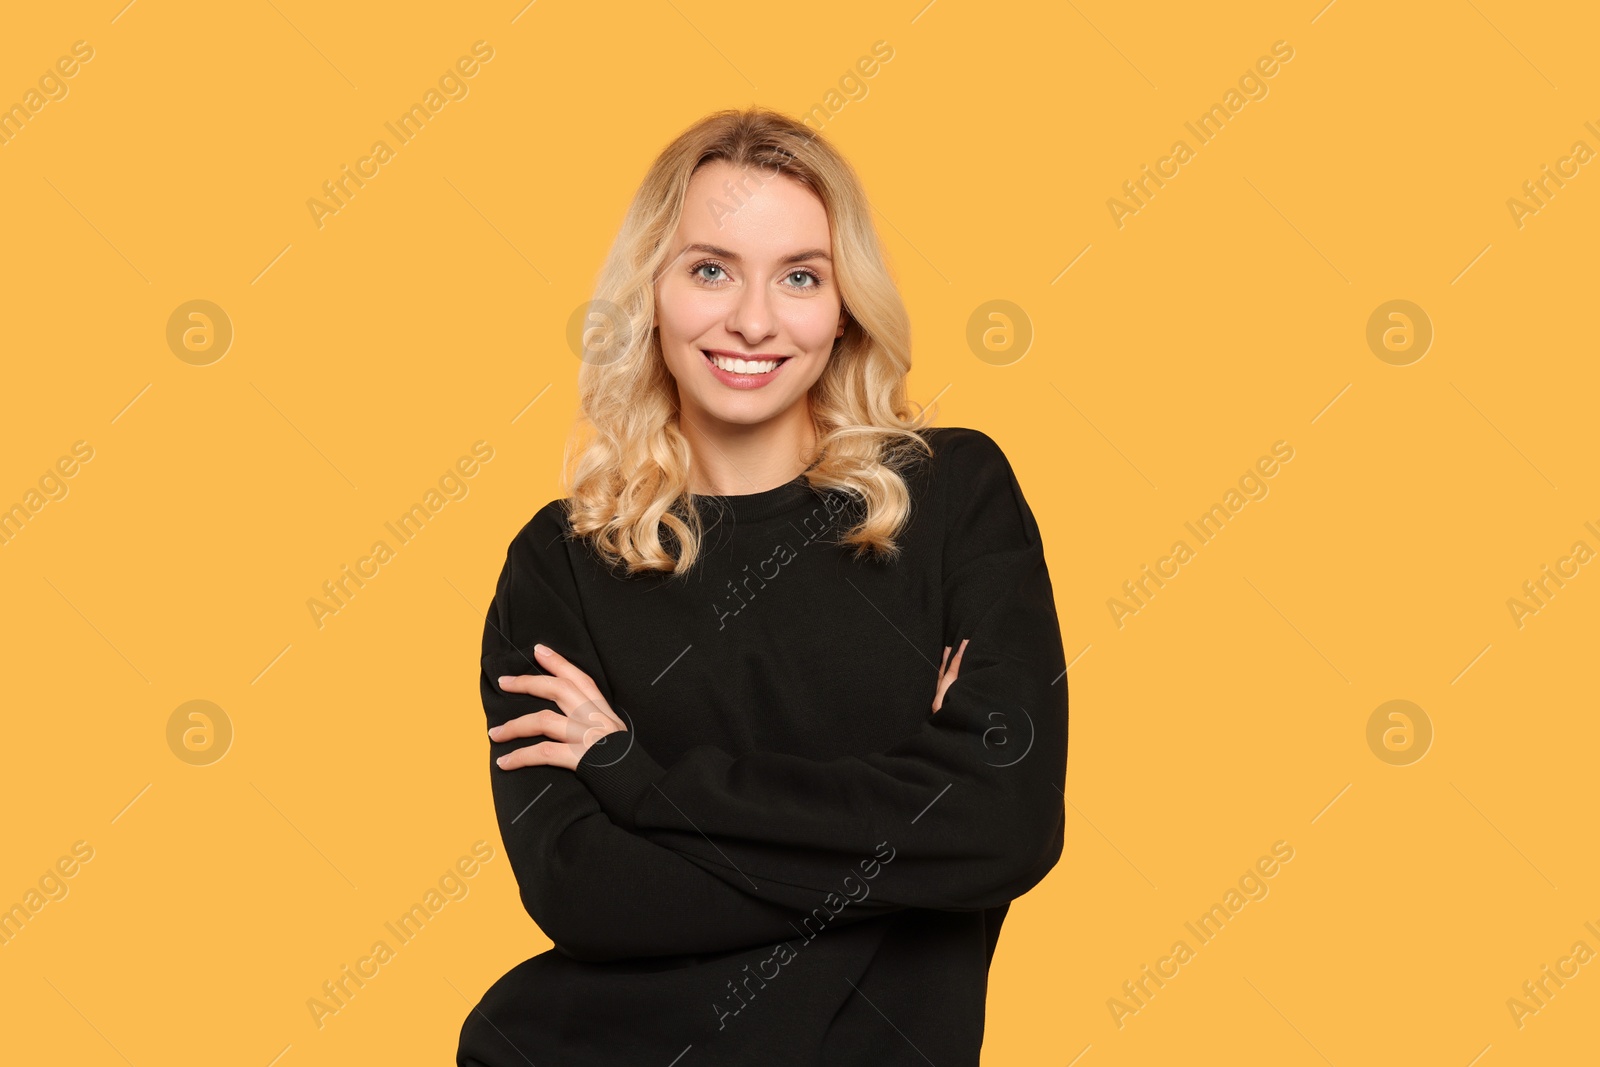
[655,159,845,441]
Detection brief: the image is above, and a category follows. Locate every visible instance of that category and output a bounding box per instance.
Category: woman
[458,106,1068,1066]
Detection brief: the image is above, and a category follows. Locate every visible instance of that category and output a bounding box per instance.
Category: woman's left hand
[490,643,628,771]
[933,638,969,713]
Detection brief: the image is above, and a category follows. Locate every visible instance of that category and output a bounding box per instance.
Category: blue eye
[688,260,824,291]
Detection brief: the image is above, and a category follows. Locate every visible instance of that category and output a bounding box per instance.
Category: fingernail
[496,755,508,768]
[498,676,513,687]
[534,644,550,657]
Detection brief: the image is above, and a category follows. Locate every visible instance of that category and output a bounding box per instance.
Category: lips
[700,349,791,388]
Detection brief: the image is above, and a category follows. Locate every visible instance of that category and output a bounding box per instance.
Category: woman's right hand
[933,638,969,713]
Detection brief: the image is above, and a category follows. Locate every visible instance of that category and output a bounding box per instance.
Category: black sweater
[458,426,1068,1066]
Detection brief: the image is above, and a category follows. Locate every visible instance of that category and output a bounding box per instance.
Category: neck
[681,404,817,496]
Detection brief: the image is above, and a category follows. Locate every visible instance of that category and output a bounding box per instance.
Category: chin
[697,397,797,425]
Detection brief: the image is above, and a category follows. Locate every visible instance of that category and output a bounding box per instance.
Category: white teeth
[707,352,781,375]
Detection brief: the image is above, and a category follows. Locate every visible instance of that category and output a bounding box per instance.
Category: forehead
[676,159,832,255]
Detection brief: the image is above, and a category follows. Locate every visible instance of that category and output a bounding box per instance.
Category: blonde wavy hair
[560,105,936,576]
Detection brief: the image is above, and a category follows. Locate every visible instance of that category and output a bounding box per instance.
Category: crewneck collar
[690,473,822,524]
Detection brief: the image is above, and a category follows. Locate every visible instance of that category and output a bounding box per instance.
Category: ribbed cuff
[575,732,667,830]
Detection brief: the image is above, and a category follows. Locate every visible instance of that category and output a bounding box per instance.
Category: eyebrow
[678,242,832,265]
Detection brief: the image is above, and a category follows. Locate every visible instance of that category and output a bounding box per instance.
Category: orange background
[2,1,1596,1064]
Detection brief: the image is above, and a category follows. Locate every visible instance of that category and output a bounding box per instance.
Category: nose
[726,279,777,344]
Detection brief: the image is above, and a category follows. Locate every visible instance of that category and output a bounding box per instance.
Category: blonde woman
[458,106,1068,1066]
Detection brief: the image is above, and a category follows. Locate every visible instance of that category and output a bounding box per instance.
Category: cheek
[657,283,722,341]
[782,302,841,350]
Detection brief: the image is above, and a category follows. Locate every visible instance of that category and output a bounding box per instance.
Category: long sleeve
[573,429,1068,914]
[479,506,907,963]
